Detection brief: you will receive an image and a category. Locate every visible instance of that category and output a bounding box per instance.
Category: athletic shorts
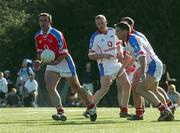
[146,58,163,81]
[98,62,124,80]
[46,55,76,78]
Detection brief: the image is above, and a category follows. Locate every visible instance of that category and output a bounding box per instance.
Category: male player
[114,22,174,121]
[87,14,131,121]
[34,13,91,121]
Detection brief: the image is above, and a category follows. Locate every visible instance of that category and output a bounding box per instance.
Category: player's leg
[68,75,93,119]
[45,70,67,121]
[117,72,132,117]
[136,75,174,121]
[128,68,145,120]
[116,78,122,111]
[148,80,167,105]
[68,75,91,105]
[93,76,112,104]
[158,87,176,114]
[86,76,112,121]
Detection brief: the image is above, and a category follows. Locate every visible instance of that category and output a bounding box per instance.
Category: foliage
[0,0,179,97]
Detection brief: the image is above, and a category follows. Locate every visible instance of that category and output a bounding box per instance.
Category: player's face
[115,28,127,41]
[39,16,51,31]
[95,18,107,32]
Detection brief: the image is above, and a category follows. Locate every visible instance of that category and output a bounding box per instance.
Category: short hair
[39,12,52,23]
[95,14,107,21]
[114,22,131,33]
[121,17,134,26]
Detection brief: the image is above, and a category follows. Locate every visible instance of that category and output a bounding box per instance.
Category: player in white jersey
[114,22,174,121]
[86,15,131,121]
[121,17,176,119]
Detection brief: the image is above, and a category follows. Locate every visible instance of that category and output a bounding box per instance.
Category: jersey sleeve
[128,35,145,60]
[88,35,101,56]
[58,33,68,56]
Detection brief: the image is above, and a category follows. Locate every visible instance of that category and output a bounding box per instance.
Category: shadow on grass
[150,119,180,122]
[0,119,129,126]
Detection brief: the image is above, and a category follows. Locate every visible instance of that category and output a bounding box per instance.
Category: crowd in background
[0,59,38,107]
[0,61,180,108]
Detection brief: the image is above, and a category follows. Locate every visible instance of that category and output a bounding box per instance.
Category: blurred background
[0,0,179,107]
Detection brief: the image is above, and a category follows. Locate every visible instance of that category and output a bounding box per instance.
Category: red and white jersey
[126,33,163,81]
[88,28,121,68]
[35,27,68,59]
[125,33,158,64]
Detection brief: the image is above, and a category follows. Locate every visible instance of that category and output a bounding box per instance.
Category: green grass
[0,107,179,133]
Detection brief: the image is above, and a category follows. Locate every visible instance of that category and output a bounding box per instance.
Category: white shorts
[46,55,76,78]
[146,58,163,81]
[98,62,123,80]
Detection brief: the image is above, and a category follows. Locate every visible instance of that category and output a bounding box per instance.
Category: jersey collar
[40,26,52,36]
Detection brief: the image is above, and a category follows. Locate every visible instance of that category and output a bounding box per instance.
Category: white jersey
[89,27,122,78]
[24,79,38,93]
[125,33,163,81]
[133,31,155,54]
[0,78,8,93]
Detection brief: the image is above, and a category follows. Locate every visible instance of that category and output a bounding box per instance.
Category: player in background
[120,17,176,119]
[87,15,131,121]
[116,44,145,119]
[34,13,91,121]
[114,22,174,121]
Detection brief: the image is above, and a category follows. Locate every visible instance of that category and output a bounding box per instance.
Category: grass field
[0,107,179,133]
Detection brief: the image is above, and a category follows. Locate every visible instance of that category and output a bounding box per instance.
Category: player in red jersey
[34,13,91,121]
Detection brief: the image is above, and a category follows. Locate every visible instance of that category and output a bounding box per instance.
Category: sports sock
[136,107,144,117]
[120,106,128,113]
[156,103,167,112]
[56,106,64,114]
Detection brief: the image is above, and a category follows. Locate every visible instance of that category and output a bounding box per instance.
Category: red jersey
[35,27,69,59]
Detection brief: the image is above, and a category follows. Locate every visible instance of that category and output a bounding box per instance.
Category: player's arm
[138,55,147,81]
[116,52,132,78]
[88,54,114,60]
[88,37,113,60]
[34,52,42,71]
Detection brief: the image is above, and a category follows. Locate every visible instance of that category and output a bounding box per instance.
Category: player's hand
[34,60,42,71]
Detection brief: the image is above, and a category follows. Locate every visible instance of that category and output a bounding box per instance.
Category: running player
[121,17,176,119]
[34,13,91,121]
[86,15,131,121]
[114,22,174,121]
